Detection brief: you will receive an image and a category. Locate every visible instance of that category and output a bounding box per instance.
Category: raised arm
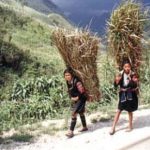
[129,74,139,88]
[114,74,122,88]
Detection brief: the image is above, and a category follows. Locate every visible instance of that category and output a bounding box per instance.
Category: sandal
[78,127,88,132]
[109,129,115,135]
[66,132,74,138]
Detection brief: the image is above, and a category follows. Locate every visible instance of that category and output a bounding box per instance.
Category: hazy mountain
[0,0,72,28]
[19,0,63,15]
[52,0,150,35]
[1,0,149,35]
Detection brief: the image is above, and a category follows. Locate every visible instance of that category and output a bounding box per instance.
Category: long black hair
[64,67,81,87]
[122,58,132,69]
[63,67,75,77]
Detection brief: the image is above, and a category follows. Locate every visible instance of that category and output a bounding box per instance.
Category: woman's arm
[128,74,139,88]
[76,81,86,94]
[114,74,122,87]
[71,96,79,101]
[76,81,88,101]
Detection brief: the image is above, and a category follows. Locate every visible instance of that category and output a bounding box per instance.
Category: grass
[0,4,65,86]
[0,133,33,144]
[0,4,67,131]
[11,20,64,67]
[8,134,33,142]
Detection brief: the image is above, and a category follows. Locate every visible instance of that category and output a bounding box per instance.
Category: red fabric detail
[76,82,85,94]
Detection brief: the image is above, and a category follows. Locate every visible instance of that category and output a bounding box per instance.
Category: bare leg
[126,112,133,132]
[110,110,122,135]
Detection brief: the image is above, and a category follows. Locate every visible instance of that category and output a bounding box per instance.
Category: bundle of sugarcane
[52,28,100,101]
[107,0,145,72]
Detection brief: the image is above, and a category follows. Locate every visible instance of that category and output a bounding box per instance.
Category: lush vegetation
[0,5,67,131]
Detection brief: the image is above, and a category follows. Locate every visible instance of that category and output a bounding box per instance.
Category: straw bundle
[52,28,100,101]
[107,1,145,72]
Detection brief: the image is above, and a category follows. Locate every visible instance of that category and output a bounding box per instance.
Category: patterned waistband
[120,87,138,92]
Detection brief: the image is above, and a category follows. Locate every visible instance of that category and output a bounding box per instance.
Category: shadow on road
[119,136,150,150]
[0,133,33,144]
[133,114,150,129]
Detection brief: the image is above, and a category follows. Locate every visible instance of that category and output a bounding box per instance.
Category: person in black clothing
[109,61,139,135]
[64,68,88,138]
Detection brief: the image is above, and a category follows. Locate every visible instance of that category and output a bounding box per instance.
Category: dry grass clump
[52,28,100,101]
[107,0,145,72]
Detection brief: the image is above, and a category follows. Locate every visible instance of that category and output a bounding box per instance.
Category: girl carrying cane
[64,67,88,138]
[110,60,139,135]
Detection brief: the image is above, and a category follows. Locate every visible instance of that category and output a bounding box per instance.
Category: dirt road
[0,108,150,150]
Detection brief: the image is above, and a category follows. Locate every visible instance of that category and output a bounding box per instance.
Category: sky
[51,0,150,35]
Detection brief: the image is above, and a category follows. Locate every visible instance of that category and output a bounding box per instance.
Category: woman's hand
[132,75,138,83]
[115,74,121,84]
[71,96,79,102]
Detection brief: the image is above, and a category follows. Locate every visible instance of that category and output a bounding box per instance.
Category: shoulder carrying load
[52,28,100,101]
[107,1,145,73]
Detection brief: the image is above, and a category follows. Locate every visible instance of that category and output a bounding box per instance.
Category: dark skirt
[71,100,86,113]
[118,91,138,112]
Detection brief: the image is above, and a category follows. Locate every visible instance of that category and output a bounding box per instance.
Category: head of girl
[122,60,131,74]
[64,67,74,82]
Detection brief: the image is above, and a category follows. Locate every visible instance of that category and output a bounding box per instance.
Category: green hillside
[0,2,72,131]
[0,0,72,28]
[0,3,66,96]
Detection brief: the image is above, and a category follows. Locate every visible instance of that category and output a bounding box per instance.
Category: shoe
[109,129,115,135]
[126,128,132,132]
[65,132,74,138]
[78,127,88,132]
